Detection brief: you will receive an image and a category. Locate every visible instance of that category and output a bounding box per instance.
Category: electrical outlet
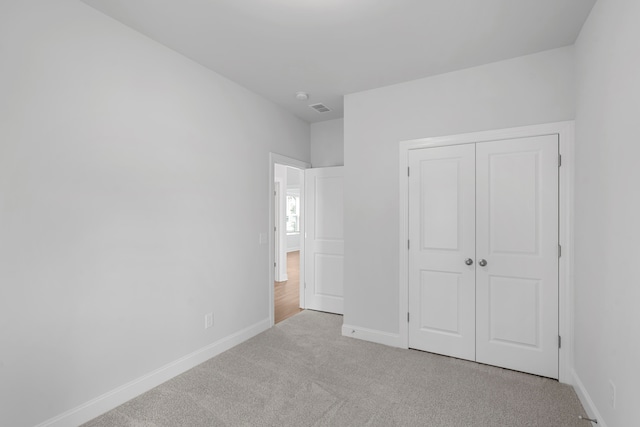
[204,313,214,329]
[608,380,616,409]
[259,233,267,244]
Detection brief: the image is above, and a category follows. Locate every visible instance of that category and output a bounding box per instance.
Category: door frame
[269,153,310,327]
[273,179,288,282]
[398,121,575,383]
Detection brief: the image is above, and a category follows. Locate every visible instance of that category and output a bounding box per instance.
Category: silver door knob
[465,258,473,266]
[478,259,487,267]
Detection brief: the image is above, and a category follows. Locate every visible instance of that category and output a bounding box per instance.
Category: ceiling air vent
[309,103,331,113]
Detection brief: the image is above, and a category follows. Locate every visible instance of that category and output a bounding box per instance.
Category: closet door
[408,144,476,361]
[475,135,559,378]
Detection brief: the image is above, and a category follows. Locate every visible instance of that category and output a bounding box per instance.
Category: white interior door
[475,135,559,378]
[304,166,344,314]
[408,144,476,361]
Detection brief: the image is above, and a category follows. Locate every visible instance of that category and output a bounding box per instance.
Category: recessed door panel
[421,161,460,251]
[489,276,540,348]
[489,151,540,255]
[476,135,558,379]
[314,253,343,298]
[408,144,476,361]
[315,176,343,241]
[419,271,461,335]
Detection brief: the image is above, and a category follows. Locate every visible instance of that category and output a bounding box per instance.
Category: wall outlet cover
[204,313,214,329]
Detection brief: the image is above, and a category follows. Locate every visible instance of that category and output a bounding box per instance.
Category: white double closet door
[408,135,559,379]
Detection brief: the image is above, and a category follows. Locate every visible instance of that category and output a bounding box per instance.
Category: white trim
[398,121,575,383]
[573,370,608,427]
[298,171,306,309]
[269,153,311,323]
[274,179,287,282]
[400,121,574,149]
[399,143,410,349]
[342,324,404,348]
[558,122,575,385]
[35,318,270,427]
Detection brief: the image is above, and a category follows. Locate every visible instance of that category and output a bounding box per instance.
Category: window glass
[286,194,299,233]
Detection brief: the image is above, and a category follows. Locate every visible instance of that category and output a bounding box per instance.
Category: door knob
[465,258,473,266]
[478,259,487,267]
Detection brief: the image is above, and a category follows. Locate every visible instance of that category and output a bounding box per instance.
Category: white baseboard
[35,318,271,427]
[572,370,608,427]
[342,324,404,348]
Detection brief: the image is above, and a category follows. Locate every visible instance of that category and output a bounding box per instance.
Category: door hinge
[558,335,562,349]
[558,244,562,258]
[407,312,410,322]
[274,262,276,267]
[304,282,307,289]
[407,167,410,177]
[408,240,410,250]
[558,154,562,167]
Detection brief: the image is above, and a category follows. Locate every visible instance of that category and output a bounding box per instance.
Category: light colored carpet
[83,310,587,426]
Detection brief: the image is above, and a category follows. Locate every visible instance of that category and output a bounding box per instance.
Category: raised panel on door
[475,135,559,379]
[408,144,476,361]
[304,167,344,314]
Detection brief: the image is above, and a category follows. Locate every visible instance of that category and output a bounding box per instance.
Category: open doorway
[268,154,310,326]
[274,164,304,323]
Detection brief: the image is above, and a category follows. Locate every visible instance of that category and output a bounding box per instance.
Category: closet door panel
[475,135,559,379]
[408,144,476,361]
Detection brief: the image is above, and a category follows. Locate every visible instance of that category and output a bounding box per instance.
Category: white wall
[286,166,301,187]
[343,47,575,335]
[310,118,344,167]
[574,1,640,425]
[286,233,300,252]
[0,1,309,426]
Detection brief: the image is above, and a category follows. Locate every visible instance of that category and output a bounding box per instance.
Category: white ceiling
[82,0,596,123]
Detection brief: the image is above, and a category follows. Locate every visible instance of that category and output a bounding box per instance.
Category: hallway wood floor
[275,250,302,324]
